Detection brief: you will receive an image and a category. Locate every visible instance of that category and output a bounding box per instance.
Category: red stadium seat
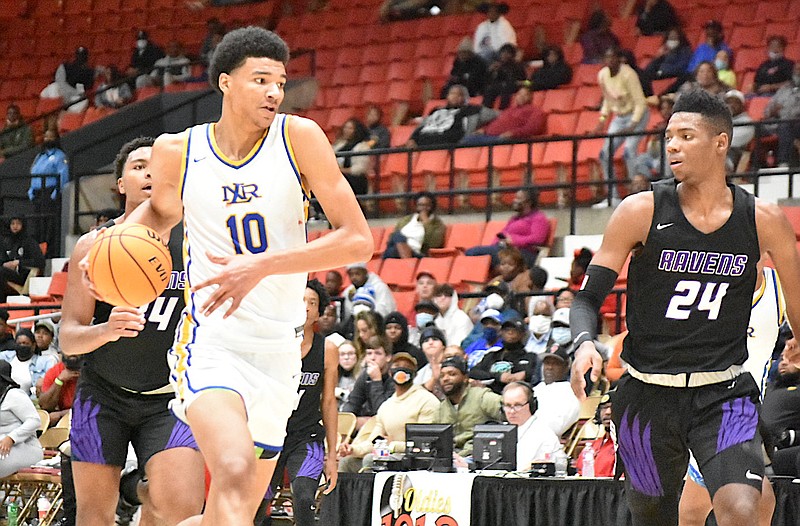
[449,255,492,287]
[729,26,766,50]
[428,222,486,256]
[379,258,418,290]
[416,256,454,283]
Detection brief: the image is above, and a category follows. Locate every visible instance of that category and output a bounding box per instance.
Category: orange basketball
[87,223,172,308]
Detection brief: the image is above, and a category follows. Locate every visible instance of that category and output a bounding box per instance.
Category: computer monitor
[473,423,518,471]
[405,423,454,473]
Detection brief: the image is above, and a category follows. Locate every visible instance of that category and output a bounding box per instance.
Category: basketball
[87,223,173,308]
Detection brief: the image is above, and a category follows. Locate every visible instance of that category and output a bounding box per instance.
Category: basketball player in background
[255,279,339,526]
[679,260,783,526]
[61,137,205,526]
[570,89,800,526]
[113,27,372,525]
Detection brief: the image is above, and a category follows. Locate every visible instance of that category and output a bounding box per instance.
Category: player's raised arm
[569,192,654,398]
[125,133,186,237]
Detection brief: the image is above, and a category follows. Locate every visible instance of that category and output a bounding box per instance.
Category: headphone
[507,381,538,414]
[593,390,614,425]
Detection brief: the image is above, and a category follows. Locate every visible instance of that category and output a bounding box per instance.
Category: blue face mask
[551,327,571,345]
[714,59,728,71]
[416,312,435,328]
[483,326,499,342]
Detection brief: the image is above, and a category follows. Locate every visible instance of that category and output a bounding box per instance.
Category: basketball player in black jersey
[254,279,339,526]
[569,89,800,526]
[60,138,205,526]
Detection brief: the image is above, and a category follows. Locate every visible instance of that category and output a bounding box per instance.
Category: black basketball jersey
[621,182,760,375]
[286,333,325,439]
[85,220,186,392]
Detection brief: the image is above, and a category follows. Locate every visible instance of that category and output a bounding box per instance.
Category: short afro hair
[672,88,733,142]
[209,26,290,94]
[114,137,155,179]
[306,278,330,316]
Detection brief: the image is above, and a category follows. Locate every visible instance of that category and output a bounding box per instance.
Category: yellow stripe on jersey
[173,223,195,397]
[752,272,767,308]
[208,123,268,167]
[282,115,311,201]
[178,130,191,199]
[774,268,786,325]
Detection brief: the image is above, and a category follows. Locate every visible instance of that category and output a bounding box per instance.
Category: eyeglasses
[502,403,528,412]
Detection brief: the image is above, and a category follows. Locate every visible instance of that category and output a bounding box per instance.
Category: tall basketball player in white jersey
[109,27,373,525]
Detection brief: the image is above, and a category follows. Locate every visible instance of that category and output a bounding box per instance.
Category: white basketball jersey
[175,115,309,344]
[745,266,785,396]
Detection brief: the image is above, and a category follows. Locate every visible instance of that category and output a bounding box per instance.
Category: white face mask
[769,51,783,61]
[485,293,504,310]
[665,39,680,50]
[551,327,571,345]
[137,39,148,50]
[528,315,552,336]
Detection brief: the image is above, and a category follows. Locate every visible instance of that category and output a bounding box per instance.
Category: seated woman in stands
[0,360,43,478]
[382,192,446,259]
[526,45,573,91]
[332,118,372,195]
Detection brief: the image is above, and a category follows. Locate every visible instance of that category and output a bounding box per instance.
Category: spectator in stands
[341,334,395,431]
[724,90,755,172]
[407,85,498,147]
[383,192,446,259]
[28,128,69,202]
[465,188,551,266]
[633,0,679,36]
[332,118,372,196]
[384,311,426,367]
[0,329,57,400]
[0,309,12,349]
[441,37,488,98]
[532,344,579,435]
[502,381,562,471]
[40,46,94,113]
[464,309,504,368]
[463,280,520,348]
[352,308,384,359]
[715,49,736,89]
[378,0,434,22]
[414,271,438,311]
[575,390,616,477]
[554,287,575,309]
[409,299,440,346]
[200,18,226,65]
[754,36,795,96]
[0,216,45,302]
[33,319,58,358]
[580,10,621,64]
[319,304,340,338]
[342,262,396,319]
[680,61,731,99]
[415,326,447,400]
[436,355,503,458]
[338,352,438,472]
[565,248,594,291]
[92,208,120,231]
[364,105,391,149]
[433,284,474,347]
[128,30,165,89]
[640,27,692,97]
[595,45,650,205]
[150,40,191,86]
[0,360,43,478]
[495,247,531,310]
[94,66,133,109]
[687,20,732,75]
[482,44,527,110]
[761,338,800,478]
[0,104,34,160]
[324,269,344,300]
[632,94,675,181]
[764,63,800,167]
[473,1,517,64]
[39,350,80,426]
[471,318,538,394]
[525,299,553,355]
[519,265,548,316]
[462,86,546,145]
[335,340,360,410]
[527,45,573,92]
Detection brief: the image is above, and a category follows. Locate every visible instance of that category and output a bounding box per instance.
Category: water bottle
[37,495,51,521]
[7,497,19,526]
[373,439,390,458]
[554,448,568,477]
[581,443,595,478]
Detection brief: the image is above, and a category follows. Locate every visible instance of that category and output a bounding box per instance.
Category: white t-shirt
[516,414,562,471]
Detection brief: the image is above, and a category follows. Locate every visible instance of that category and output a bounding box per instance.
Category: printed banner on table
[371,471,477,526]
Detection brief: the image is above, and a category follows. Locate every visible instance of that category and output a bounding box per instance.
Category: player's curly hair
[114,136,155,179]
[306,278,331,316]
[208,26,289,94]
[672,88,733,142]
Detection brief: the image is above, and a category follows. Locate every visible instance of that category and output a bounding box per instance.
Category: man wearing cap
[441,37,488,98]
[724,90,755,172]
[533,344,580,435]
[473,1,517,64]
[34,319,59,358]
[464,309,504,369]
[405,271,438,329]
[43,46,94,109]
[436,355,503,458]
[471,318,538,395]
[433,284,474,348]
[342,262,396,320]
[502,381,562,471]
[575,390,616,477]
[384,311,427,368]
[415,326,448,400]
[39,351,81,426]
[525,299,554,355]
[409,299,439,347]
[127,30,165,89]
[687,20,732,75]
[341,335,395,431]
[339,352,439,472]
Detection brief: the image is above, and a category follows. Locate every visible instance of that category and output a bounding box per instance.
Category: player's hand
[0,436,13,458]
[193,252,266,318]
[105,306,146,342]
[337,442,352,458]
[570,341,603,400]
[58,369,81,382]
[322,456,338,494]
[366,358,382,381]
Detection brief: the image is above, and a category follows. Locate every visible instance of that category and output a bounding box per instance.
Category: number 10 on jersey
[226,213,268,254]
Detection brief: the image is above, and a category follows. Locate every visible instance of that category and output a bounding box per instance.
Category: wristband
[54,378,64,387]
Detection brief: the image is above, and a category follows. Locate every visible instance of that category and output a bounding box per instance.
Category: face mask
[391,367,414,385]
[551,327,571,345]
[416,312,435,328]
[714,59,727,70]
[137,39,148,50]
[352,304,372,316]
[482,326,498,342]
[485,293,504,310]
[769,51,783,61]
[529,315,552,335]
[665,39,679,50]
[15,346,34,362]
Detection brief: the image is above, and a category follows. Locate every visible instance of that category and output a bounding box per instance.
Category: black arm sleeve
[570,264,618,347]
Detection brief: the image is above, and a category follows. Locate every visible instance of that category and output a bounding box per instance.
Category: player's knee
[212,453,258,486]
[713,491,760,525]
